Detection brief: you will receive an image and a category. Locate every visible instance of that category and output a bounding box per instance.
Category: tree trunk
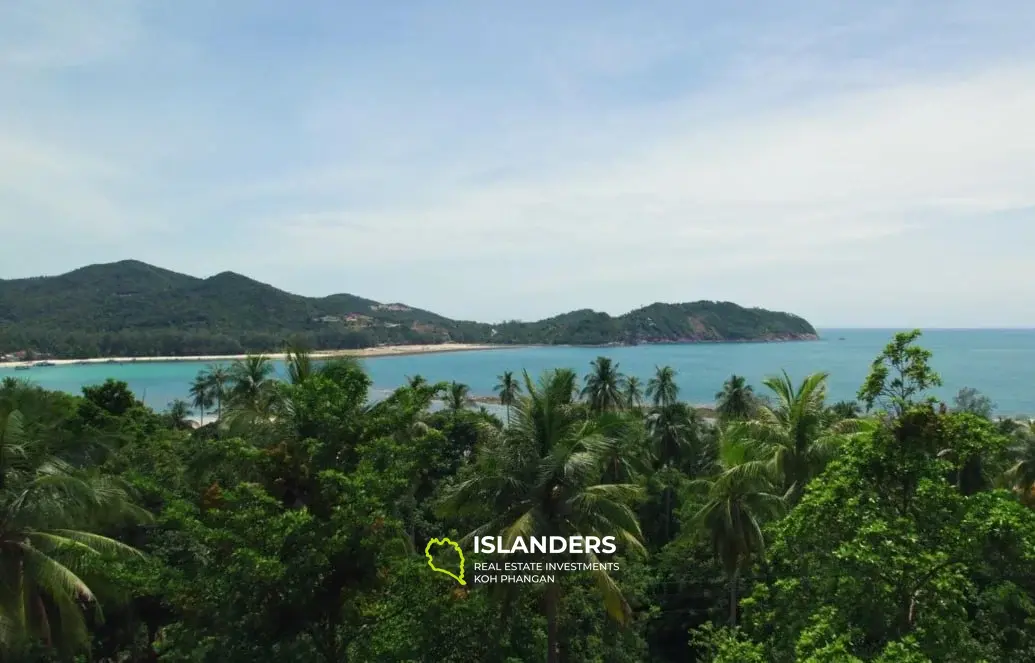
[545,582,560,663]
[729,567,740,626]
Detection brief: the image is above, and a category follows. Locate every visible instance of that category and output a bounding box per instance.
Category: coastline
[0,336,822,369]
[0,343,517,368]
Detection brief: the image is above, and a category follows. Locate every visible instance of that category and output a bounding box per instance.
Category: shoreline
[0,343,519,368]
[0,336,823,369]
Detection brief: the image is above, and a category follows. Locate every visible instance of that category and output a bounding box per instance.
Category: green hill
[0,261,818,358]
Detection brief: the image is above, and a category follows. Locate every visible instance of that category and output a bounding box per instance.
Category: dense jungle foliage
[0,330,1032,662]
[0,261,816,358]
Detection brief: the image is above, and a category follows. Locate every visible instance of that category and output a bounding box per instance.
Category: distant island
[0,260,818,359]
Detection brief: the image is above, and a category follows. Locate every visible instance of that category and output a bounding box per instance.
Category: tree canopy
[0,329,1030,662]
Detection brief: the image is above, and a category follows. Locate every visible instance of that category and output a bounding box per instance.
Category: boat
[14,365,31,371]
[33,361,55,367]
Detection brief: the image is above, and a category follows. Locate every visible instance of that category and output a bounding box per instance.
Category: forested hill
[0,260,817,358]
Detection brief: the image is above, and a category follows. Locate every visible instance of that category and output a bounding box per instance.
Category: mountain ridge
[0,261,818,358]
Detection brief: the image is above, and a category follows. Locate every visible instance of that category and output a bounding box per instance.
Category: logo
[425,535,622,585]
[425,537,466,585]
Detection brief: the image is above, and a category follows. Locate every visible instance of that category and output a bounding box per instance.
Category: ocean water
[2,329,1034,417]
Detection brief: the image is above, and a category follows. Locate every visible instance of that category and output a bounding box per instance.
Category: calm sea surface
[2,329,1034,417]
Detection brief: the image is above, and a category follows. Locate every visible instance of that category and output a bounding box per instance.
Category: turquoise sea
[2,329,1034,417]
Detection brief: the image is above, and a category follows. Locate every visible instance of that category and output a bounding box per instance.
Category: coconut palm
[0,409,147,655]
[596,412,651,484]
[286,345,314,385]
[494,371,521,425]
[621,376,644,410]
[550,368,580,405]
[165,399,193,431]
[581,357,625,414]
[188,375,214,425]
[646,402,701,541]
[740,371,868,503]
[227,355,276,413]
[646,402,700,469]
[445,382,472,416]
[715,374,755,422]
[828,400,862,422]
[646,366,679,409]
[199,365,231,420]
[441,369,645,663]
[1004,436,1035,504]
[690,433,783,626]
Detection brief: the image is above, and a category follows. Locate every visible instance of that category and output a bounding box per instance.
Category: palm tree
[1004,436,1035,504]
[550,368,579,405]
[188,375,214,425]
[494,371,521,425]
[0,409,147,654]
[581,357,625,414]
[441,370,645,663]
[715,374,755,422]
[690,433,783,626]
[165,399,193,430]
[286,345,314,385]
[740,371,866,504]
[445,382,472,416]
[646,402,701,541]
[228,355,276,413]
[199,365,231,420]
[646,402,700,469]
[828,400,862,421]
[621,375,644,410]
[407,374,429,390]
[646,366,679,408]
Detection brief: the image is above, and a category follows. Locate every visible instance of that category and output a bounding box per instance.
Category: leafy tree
[858,329,942,415]
[952,386,995,419]
[82,379,138,417]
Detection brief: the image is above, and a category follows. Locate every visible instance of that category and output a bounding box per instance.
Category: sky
[1,0,1034,328]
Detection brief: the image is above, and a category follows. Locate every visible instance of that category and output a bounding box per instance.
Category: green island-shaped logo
[425,537,466,585]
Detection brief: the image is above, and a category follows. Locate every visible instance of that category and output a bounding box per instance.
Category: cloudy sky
[1,0,1033,327]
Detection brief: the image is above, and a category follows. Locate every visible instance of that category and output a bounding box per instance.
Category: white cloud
[254,65,1035,273]
[2,1,1035,327]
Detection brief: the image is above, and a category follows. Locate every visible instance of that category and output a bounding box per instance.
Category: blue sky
[2,0,1034,327]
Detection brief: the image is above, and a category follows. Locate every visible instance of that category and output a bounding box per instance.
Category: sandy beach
[1,343,512,368]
